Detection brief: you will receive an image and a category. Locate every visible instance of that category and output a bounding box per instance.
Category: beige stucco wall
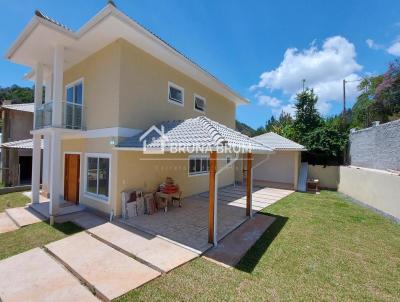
[253,151,298,186]
[115,151,235,216]
[62,39,236,132]
[61,137,118,214]
[118,39,236,130]
[7,110,33,141]
[338,166,400,219]
[63,41,121,130]
[308,165,339,189]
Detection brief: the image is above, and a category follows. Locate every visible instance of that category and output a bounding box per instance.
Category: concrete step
[0,212,19,234]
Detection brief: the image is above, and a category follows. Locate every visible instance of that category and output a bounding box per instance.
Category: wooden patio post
[208,151,217,244]
[246,152,253,217]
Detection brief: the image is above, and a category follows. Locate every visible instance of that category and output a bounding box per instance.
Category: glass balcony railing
[35,101,86,130]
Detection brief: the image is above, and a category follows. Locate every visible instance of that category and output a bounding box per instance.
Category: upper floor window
[194,94,206,113]
[66,79,83,105]
[168,82,184,106]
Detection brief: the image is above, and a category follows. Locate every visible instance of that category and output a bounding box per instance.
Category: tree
[292,89,322,144]
[0,85,34,103]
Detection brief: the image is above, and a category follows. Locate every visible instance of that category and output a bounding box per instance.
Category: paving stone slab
[204,214,276,267]
[88,222,198,272]
[0,248,98,302]
[45,232,160,301]
[0,212,19,234]
[5,206,45,227]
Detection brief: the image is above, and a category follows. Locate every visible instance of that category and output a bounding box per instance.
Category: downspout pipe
[213,153,240,246]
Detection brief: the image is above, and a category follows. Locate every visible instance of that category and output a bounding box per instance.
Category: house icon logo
[139,125,169,154]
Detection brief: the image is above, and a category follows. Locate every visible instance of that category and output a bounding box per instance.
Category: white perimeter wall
[253,151,297,185]
[308,165,339,189]
[338,166,400,220]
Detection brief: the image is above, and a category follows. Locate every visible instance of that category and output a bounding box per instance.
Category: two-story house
[6,3,278,245]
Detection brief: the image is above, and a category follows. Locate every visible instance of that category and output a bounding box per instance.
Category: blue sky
[1,0,400,128]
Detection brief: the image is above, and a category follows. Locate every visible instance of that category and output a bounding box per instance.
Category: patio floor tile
[5,206,45,227]
[0,212,19,233]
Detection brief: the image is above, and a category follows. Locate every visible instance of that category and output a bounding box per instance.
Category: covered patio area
[119,184,293,253]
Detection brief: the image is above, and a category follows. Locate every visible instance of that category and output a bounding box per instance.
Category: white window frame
[193,93,206,113]
[168,81,184,106]
[65,77,84,105]
[83,153,111,203]
[188,155,209,176]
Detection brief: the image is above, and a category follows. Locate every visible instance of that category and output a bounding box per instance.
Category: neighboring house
[5,3,291,245]
[0,103,42,186]
[252,132,306,189]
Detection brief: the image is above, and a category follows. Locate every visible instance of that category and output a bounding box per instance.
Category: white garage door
[253,151,296,185]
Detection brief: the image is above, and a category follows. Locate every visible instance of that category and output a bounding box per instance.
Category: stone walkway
[0,206,46,234]
[203,213,276,267]
[0,248,98,302]
[0,219,199,301]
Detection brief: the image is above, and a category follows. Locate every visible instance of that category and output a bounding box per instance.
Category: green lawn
[117,191,400,302]
[0,222,82,260]
[0,192,30,212]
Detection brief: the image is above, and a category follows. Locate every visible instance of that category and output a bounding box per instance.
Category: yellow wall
[118,39,235,129]
[61,137,119,214]
[308,165,339,189]
[63,41,121,130]
[62,39,236,131]
[115,151,235,216]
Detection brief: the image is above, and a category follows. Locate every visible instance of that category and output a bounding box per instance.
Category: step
[0,212,19,234]
[5,206,45,228]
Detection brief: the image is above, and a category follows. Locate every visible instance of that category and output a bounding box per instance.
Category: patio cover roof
[254,132,306,151]
[1,138,43,150]
[117,116,273,153]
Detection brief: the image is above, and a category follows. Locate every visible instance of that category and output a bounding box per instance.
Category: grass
[0,221,82,260]
[0,192,30,212]
[117,191,400,302]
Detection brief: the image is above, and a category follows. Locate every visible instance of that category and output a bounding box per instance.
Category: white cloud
[387,41,400,56]
[257,95,282,107]
[366,39,383,50]
[252,36,363,115]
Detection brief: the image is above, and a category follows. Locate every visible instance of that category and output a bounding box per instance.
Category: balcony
[35,101,86,130]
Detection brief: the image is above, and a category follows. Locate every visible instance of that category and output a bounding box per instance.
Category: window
[168,82,184,105]
[85,154,110,201]
[194,94,206,112]
[65,79,84,129]
[66,80,83,105]
[189,156,209,175]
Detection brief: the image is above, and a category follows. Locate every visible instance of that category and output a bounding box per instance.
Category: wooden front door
[64,154,80,204]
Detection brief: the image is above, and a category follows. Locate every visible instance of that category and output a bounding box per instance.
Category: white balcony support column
[42,134,51,196]
[45,74,53,103]
[31,134,42,204]
[31,63,43,204]
[33,62,43,128]
[49,132,61,224]
[52,45,64,127]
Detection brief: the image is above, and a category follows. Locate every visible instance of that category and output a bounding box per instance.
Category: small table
[155,191,181,212]
[307,179,320,193]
